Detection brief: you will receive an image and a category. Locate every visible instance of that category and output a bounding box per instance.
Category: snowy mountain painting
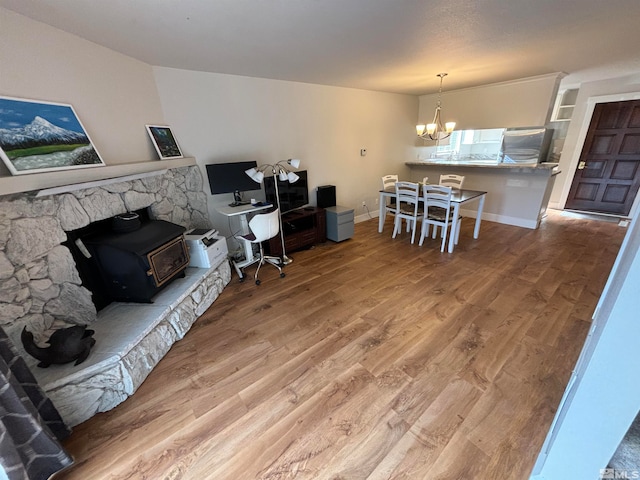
[0,96,104,175]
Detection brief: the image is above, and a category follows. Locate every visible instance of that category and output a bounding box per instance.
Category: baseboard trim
[354,209,539,229]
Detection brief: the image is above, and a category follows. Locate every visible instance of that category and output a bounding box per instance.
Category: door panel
[629,106,640,127]
[611,161,638,180]
[574,183,598,201]
[590,134,615,154]
[602,185,630,204]
[620,133,640,153]
[565,99,640,215]
[581,160,606,178]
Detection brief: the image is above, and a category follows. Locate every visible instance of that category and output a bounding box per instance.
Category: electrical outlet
[362,201,366,207]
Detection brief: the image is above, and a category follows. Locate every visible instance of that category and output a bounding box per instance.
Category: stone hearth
[0,165,231,426]
[37,262,230,426]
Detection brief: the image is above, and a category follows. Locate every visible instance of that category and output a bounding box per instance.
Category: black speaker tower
[317,185,336,208]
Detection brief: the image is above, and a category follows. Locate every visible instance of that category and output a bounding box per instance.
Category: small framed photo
[145,125,183,159]
[0,96,105,175]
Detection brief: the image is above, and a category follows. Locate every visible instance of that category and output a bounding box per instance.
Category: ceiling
[3,0,640,96]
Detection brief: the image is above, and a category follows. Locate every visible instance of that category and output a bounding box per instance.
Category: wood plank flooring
[56,210,626,480]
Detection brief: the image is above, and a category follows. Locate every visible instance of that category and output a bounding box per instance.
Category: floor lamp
[245,159,301,265]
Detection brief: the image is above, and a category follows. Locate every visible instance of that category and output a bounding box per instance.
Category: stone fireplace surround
[0,165,231,427]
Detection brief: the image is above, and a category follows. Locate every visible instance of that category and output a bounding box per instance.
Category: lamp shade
[287,171,300,183]
[245,167,264,183]
[288,158,301,169]
[278,170,288,181]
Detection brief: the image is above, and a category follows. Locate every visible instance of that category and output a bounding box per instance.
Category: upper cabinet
[551,88,579,122]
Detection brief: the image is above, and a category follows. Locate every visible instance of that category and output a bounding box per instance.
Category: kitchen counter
[406,161,560,229]
[406,159,559,171]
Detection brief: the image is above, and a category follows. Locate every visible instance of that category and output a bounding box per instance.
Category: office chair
[235,209,285,285]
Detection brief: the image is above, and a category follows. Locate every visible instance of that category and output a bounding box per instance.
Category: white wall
[0,8,165,173]
[153,67,417,243]
[532,208,640,479]
[550,74,640,210]
[417,73,562,133]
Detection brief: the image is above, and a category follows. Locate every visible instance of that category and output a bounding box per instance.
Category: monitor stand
[228,190,250,207]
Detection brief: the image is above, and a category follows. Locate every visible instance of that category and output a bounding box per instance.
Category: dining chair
[439,174,465,190]
[381,174,399,231]
[392,181,421,244]
[420,184,460,252]
[235,209,285,285]
[438,174,465,237]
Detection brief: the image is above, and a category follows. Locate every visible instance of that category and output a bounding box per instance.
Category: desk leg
[232,239,259,280]
[473,194,486,239]
[378,192,386,233]
[233,213,257,280]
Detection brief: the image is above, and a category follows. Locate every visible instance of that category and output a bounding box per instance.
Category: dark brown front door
[565,99,640,216]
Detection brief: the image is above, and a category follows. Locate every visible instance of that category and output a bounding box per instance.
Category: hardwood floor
[57,210,626,479]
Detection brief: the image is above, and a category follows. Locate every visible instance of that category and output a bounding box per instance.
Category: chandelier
[416,73,456,141]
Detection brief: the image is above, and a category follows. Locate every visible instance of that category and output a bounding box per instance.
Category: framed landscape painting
[0,96,104,175]
[145,125,183,159]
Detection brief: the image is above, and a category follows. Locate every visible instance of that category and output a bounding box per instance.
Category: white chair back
[381,174,398,190]
[439,174,465,190]
[248,209,280,243]
[420,184,454,252]
[424,184,453,213]
[392,181,420,244]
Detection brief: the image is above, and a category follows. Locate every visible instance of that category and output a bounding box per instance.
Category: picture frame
[145,125,183,159]
[0,96,105,175]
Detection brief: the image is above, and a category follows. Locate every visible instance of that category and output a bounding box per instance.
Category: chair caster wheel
[280,272,286,278]
[255,279,261,285]
[238,276,245,283]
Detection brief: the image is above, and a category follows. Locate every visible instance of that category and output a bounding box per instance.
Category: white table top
[217,203,273,217]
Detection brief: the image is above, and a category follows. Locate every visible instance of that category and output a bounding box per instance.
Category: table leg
[378,191,386,233]
[473,194,486,239]
[449,203,460,253]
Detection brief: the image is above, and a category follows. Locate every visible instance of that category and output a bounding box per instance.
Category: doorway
[565,99,640,216]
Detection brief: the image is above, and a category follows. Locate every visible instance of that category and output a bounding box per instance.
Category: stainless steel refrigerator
[499,127,553,164]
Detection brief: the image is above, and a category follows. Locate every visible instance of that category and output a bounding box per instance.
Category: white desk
[378,188,487,253]
[217,203,273,278]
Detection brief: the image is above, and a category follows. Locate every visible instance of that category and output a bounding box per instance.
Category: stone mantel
[0,157,196,196]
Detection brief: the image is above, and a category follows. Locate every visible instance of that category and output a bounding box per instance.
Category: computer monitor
[205,161,261,205]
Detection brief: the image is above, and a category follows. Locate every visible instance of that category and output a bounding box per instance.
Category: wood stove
[67,212,190,308]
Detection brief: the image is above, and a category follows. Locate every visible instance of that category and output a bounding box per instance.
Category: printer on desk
[184,228,228,269]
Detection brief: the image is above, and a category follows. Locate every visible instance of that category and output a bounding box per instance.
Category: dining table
[378,187,487,253]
